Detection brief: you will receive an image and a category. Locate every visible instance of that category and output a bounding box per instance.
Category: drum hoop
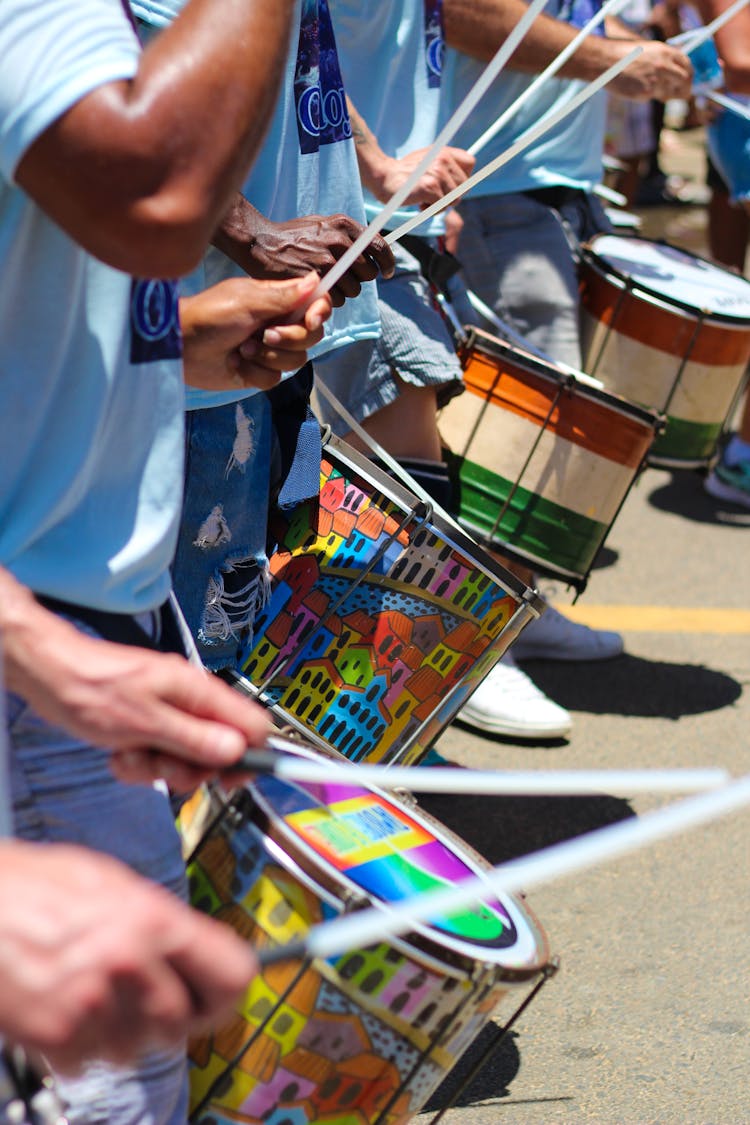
[241,741,548,976]
[463,327,662,431]
[324,433,545,617]
[582,234,750,329]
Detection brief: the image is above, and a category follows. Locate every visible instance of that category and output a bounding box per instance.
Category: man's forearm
[16,0,296,276]
[444,0,639,78]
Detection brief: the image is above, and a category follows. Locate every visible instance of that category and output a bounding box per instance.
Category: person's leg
[457,192,584,370]
[8,615,189,1124]
[704,163,750,506]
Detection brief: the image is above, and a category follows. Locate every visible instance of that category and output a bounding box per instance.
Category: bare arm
[696,0,750,91]
[213,194,396,306]
[443,0,692,100]
[0,567,271,792]
[347,98,475,205]
[15,0,295,277]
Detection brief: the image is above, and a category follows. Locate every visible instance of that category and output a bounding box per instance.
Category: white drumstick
[249,745,730,797]
[668,0,750,50]
[469,0,629,156]
[260,774,750,965]
[705,89,750,120]
[386,47,643,247]
[303,0,550,308]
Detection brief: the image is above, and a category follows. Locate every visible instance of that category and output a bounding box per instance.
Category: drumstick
[469,0,629,156]
[299,0,551,310]
[705,89,750,120]
[258,774,750,966]
[668,0,749,50]
[232,740,729,797]
[459,287,606,388]
[385,47,643,247]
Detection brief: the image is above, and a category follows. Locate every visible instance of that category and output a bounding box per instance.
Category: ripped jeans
[174,367,321,671]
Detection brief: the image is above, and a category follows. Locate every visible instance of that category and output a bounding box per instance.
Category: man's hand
[180,272,332,393]
[608,39,694,101]
[1,570,272,792]
[0,841,256,1073]
[214,200,396,307]
[365,145,477,207]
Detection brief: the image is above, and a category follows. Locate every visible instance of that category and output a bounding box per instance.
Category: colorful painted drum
[438,327,661,589]
[237,433,542,766]
[579,234,750,468]
[180,739,551,1125]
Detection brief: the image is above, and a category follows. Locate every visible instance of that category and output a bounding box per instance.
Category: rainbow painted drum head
[580,235,750,468]
[438,328,660,589]
[180,741,550,1124]
[238,433,541,765]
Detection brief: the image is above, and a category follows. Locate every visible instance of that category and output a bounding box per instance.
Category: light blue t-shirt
[134,0,380,410]
[441,0,607,197]
[0,0,185,613]
[330,0,449,238]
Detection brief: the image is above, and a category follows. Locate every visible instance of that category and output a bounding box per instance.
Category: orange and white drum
[579,234,750,468]
[438,328,661,589]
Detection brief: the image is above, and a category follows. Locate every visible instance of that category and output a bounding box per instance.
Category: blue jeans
[7,615,188,1124]
[457,190,611,370]
[174,367,320,672]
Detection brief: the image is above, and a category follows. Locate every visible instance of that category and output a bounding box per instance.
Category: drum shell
[180,746,549,1125]
[438,328,659,587]
[240,434,541,765]
[579,237,750,467]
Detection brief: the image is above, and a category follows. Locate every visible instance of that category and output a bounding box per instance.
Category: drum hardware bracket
[426,957,560,1125]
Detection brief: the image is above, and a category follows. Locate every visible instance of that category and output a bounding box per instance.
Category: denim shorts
[313,241,464,435]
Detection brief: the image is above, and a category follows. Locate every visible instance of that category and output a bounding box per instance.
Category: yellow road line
[554,605,750,634]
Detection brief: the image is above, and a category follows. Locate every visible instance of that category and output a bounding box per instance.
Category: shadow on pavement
[413,789,632,1115]
[519,653,741,718]
[418,789,634,866]
[420,1026,521,1116]
[646,471,750,527]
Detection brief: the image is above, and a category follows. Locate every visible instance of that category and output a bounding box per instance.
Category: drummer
[132,0,396,676]
[314,0,685,741]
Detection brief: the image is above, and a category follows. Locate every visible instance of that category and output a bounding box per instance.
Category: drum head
[248,743,546,974]
[585,235,750,323]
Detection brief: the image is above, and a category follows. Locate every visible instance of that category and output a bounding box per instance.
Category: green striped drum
[438,329,661,590]
[579,235,750,468]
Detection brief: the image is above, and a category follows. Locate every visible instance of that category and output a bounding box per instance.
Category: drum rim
[462,326,663,431]
[581,233,750,328]
[324,432,546,618]
[245,738,550,976]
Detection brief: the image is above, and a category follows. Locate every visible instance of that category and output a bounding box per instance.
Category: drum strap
[386,232,463,295]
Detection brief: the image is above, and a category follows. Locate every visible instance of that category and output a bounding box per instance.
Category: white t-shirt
[330,0,449,237]
[0,0,185,612]
[134,0,381,410]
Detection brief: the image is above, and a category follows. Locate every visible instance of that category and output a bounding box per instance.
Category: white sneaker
[512,603,624,662]
[456,653,572,740]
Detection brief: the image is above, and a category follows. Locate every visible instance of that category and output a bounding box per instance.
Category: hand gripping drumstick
[668,0,750,51]
[384,46,643,247]
[297,0,551,311]
[468,0,631,157]
[234,742,729,798]
[258,774,750,966]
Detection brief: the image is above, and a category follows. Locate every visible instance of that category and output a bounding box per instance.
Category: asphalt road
[415,129,750,1125]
